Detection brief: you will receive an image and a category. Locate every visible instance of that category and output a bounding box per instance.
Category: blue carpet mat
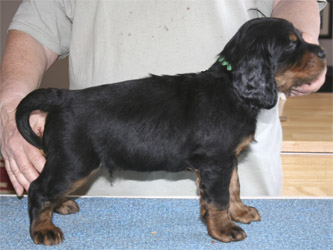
[0,196,332,250]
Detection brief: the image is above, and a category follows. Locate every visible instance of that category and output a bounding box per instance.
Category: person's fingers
[23,144,45,173]
[13,148,40,184]
[4,158,24,196]
[3,133,39,189]
[290,67,327,97]
[292,80,321,95]
[289,89,301,97]
[2,141,43,195]
[9,157,32,192]
[0,99,46,194]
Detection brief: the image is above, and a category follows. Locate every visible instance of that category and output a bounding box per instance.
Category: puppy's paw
[208,221,247,242]
[31,225,64,245]
[55,199,80,215]
[229,203,261,224]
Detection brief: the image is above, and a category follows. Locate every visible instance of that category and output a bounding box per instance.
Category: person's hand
[0,99,46,195]
[290,67,327,96]
[0,30,58,196]
[290,32,327,97]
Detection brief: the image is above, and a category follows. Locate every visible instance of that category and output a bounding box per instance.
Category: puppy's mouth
[275,52,326,94]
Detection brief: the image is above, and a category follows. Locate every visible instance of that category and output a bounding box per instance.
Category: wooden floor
[281,93,333,153]
[281,154,333,196]
[280,93,333,196]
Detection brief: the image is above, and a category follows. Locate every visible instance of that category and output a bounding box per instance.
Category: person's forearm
[272,0,321,43]
[0,30,58,110]
[0,30,58,194]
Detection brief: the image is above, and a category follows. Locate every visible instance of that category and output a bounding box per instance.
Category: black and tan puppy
[16,18,326,245]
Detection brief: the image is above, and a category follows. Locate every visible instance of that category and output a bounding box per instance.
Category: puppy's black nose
[317,48,326,59]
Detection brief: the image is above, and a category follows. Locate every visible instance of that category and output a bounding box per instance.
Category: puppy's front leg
[229,167,261,224]
[198,165,247,242]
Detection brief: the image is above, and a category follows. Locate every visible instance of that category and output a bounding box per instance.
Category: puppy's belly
[102,145,188,172]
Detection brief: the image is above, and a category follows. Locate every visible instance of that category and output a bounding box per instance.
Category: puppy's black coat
[16,18,326,245]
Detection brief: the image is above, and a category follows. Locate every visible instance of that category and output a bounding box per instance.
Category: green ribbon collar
[218,57,232,71]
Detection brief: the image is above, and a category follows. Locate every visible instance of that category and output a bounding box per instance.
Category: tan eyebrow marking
[289,33,298,42]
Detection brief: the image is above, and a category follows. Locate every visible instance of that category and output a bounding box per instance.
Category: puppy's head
[219,18,326,109]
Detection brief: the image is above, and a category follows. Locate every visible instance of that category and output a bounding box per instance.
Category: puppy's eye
[287,41,297,50]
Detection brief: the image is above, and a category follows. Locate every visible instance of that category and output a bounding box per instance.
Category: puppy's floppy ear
[220,19,278,109]
[231,50,278,109]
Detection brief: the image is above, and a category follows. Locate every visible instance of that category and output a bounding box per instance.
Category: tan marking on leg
[54,199,79,215]
[235,135,254,156]
[53,169,99,216]
[195,170,207,218]
[67,168,99,195]
[30,207,64,245]
[30,169,98,245]
[229,167,261,224]
[196,170,246,242]
[205,203,247,242]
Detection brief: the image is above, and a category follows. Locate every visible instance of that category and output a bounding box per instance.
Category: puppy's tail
[15,88,65,149]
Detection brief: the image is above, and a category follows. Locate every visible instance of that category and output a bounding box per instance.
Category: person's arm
[272,0,327,96]
[0,30,58,195]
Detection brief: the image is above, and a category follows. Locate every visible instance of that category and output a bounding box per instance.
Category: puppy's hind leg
[54,199,80,215]
[28,172,65,245]
[53,168,99,216]
[28,158,98,245]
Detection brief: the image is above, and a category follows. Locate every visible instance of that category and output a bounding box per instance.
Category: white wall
[320,39,333,66]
